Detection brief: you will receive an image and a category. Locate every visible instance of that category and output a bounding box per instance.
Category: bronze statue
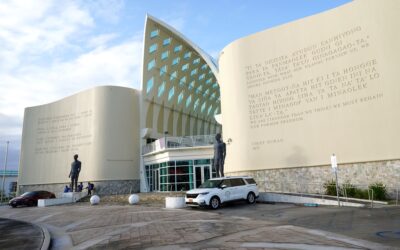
[69,154,81,192]
[213,133,226,177]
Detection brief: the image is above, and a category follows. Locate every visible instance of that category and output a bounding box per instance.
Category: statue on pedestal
[213,133,226,177]
[69,154,81,192]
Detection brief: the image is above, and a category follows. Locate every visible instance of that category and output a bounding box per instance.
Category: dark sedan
[9,191,56,208]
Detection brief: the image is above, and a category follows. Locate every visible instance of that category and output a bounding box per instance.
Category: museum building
[18,0,400,196]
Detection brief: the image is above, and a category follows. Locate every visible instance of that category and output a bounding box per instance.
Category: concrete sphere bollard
[90,195,100,205]
[128,194,140,205]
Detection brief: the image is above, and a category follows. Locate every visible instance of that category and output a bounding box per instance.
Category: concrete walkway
[0,201,398,250]
[210,202,400,249]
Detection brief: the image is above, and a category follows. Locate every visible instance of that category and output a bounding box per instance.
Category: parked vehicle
[9,191,56,208]
[185,176,259,209]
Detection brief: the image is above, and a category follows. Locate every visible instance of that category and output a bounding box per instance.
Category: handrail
[142,134,215,154]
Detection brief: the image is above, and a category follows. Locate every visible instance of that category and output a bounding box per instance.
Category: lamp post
[331,153,340,207]
[1,141,10,203]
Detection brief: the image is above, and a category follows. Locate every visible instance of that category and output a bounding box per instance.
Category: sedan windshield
[199,179,222,188]
[21,192,36,197]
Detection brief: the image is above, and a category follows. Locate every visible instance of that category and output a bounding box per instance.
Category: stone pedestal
[165,196,186,209]
[38,192,86,207]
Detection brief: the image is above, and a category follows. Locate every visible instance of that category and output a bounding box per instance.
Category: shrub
[369,182,387,201]
[323,180,338,196]
[324,181,388,200]
[341,182,356,197]
[353,188,369,199]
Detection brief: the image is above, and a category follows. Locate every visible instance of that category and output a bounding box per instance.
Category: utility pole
[1,141,10,203]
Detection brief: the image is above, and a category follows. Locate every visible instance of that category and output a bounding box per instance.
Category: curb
[0,218,51,250]
[37,223,51,250]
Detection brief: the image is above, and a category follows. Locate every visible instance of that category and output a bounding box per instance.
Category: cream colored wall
[18,86,141,185]
[219,0,400,173]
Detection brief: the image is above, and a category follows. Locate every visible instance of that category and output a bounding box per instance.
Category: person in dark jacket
[87,182,94,196]
[77,182,83,192]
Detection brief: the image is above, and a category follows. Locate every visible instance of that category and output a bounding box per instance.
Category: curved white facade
[219,0,400,173]
[19,86,141,186]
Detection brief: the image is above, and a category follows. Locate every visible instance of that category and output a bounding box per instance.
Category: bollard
[90,195,100,205]
[370,189,374,208]
[128,194,140,205]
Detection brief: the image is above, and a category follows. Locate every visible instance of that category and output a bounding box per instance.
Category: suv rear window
[245,178,256,184]
[199,179,222,188]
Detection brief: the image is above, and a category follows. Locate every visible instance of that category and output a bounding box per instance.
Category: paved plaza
[0,201,399,250]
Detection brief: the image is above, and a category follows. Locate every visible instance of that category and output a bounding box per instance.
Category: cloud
[83,0,125,24]
[0,114,22,136]
[0,0,94,60]
[0,35,143,119]
[87,33,119,48]
[0,0,144,168]
[0,0,142,118]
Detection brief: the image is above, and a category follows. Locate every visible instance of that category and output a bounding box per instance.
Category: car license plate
[189,198,193,202]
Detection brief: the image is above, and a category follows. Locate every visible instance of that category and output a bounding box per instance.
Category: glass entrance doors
[145,159,215,192]
[194,165,212,188]
[146,165,160,192]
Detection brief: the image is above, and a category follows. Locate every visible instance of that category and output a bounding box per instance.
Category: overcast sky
[0,0,351,170]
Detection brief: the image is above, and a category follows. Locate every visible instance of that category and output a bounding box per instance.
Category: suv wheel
[247,192,256,204]
[209,196,220,209]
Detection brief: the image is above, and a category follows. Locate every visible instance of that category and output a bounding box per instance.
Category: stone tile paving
[0,203,394,250]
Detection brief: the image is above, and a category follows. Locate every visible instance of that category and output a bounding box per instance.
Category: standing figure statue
[213,133,226,177]
[69,154,82,192]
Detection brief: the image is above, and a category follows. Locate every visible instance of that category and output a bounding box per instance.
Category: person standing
[68,154,81,192]
[87,182,94,196]
[77,182,83,192]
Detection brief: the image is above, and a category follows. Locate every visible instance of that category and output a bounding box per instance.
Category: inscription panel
[246,27,380,132]
[34,110,93,154]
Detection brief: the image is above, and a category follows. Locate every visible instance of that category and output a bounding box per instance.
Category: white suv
[185,176,259,209]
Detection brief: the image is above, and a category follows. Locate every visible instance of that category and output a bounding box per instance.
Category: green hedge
[323,180,387,201]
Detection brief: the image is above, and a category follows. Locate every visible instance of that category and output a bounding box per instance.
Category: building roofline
[145,14,219,81]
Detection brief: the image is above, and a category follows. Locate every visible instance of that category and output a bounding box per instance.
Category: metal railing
[142,134,215,154]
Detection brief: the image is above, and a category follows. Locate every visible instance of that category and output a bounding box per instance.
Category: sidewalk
[0,202,397,250]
